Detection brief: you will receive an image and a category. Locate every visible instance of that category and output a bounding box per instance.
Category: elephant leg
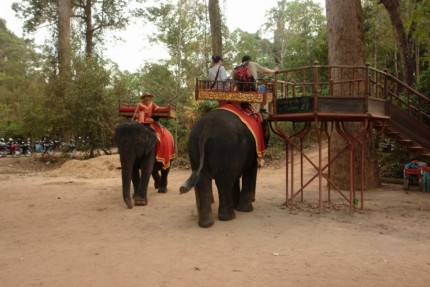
[133,178,148,206]
[133,167,147,205]
[131,162,140,198]
[236,162,258,212]
[195,174,215,228]
[134,157,155,206]
[232,178,241,209]
[215,178,236,222]
[157,166,169,193]
[152,167,161,190]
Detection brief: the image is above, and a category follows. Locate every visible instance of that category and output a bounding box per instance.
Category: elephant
[180,107,267,228]
[115,121,173,208]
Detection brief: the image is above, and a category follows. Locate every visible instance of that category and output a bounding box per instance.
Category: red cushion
[404,169,421,175]
[156,107,170,113]
[119,107,135,112]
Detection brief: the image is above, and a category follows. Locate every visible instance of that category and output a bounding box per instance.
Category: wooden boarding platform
[272,96,389,122]
[265,64,395,213]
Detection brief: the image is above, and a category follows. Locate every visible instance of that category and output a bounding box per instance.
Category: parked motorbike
[53,138,63,151]
[67,140,77,157]
[20,140,32,157]
[0,140,21,157]
[42,140,54,156]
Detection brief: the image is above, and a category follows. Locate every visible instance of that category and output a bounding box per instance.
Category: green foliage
[406,0,430,64]
[0,104,11,133]
[226,30,265,66]
[3,0,430,164]
[363,0,430,77]
[138,63,178,105]
[143,0,210,89]
[416,69,430,97]
[68,57,117,154]
[12,0,57,34]
[19,82,49,138]
[13,0,131,57]
[0,18,46,139]
[377,144,410,179]
[415,69,430,125]
[362,0,397,70]
[264,0,327,68]
[196,100,218,113]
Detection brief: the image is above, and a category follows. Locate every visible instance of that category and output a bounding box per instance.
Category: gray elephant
[180,106,267,227]
[115,121,173,208]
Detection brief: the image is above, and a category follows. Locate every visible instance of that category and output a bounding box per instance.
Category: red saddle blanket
[149,123,176,170]
[217,103,266,161]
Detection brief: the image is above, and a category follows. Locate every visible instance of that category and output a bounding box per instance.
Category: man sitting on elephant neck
[133,92,160,125]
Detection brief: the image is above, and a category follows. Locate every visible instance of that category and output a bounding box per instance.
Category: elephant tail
[179,137,206,194]
[179,170,200,194]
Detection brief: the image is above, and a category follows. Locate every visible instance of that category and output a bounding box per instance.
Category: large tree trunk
[208,0,222,56]
[379,0,415,86]
[272,0,286,67]
[55,0,72,137]
[326,0,380,189]
[58,0,72,89]
[84,0,94,57]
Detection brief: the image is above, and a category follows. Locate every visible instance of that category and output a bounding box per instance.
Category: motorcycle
[0,141,21,157]
[53,138,63,151]
[20,140,33,157]
[42,140,54,156]
[67,140,77,157]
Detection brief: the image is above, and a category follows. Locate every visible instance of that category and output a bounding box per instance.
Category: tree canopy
[1,0,429,158]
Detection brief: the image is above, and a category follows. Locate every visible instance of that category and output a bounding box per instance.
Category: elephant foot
[154,182,160,189]
[124,197,133,209]
[218,209,236,221]
[236,202,253,212]
[133,196,147,206]
[134,199,147,206]
[198,216,214,228]
[158,187,167,193]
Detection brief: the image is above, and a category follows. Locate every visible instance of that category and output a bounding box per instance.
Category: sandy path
[1,154,430,287]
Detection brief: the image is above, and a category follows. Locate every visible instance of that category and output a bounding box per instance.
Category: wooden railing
[273,63,430,126]
[118,100,177,119]
[194,78,275,103]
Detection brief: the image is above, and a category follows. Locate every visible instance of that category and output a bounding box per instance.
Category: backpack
[233,61,256,91]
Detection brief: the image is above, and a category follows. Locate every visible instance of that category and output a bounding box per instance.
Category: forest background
[0,0,429,177]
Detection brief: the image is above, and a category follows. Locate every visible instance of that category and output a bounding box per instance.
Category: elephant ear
[144,128,158,157]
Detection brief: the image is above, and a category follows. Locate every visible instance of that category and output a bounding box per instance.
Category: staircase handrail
[368,67,430,127]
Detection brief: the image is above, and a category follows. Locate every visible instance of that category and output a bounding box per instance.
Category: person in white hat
[133,92,160,124]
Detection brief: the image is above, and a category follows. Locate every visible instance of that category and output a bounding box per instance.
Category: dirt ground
[1,150,430,287]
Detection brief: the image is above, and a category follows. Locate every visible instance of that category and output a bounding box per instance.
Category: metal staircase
[369,70,430,161]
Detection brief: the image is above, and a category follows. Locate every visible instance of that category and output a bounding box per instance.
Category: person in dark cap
[238,55,278,88]
[232,55,278,112]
